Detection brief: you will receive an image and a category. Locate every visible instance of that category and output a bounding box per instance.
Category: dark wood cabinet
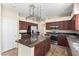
[59,21,65,30]
[57,35,69,47]
[70,14,79,30]
[46,14,79,30]
[70,15,76,30]
[19,21,27,30]
[44,38,51,54]
[46,21,69,30]
[75,14,79,30]
[34,41,44,56]
[19,21,38,30]
[34,38,51,56]
[67,20,72,30]
[46,16,76,30]
[63,21,69,30]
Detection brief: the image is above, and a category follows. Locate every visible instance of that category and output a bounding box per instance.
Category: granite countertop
[67,35,79,56]
[16,35,50,47]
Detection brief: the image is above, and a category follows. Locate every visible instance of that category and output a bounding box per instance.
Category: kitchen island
[17,35,51,56]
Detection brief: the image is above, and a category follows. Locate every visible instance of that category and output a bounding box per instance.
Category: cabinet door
[44,39,51,54]
[64,21,68,30]
[59,21,68,30]
[75,15,79,30]
[71,18,75,30]
[67,21,72,30]
[34,47,44,56]
[34,39,51,56]
[59,21,64,30]
[19,21,27,30]
[34,42,44,56]
[57,35,69,47]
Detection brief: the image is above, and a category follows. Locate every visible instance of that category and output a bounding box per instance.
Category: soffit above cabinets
[3,3,73,20]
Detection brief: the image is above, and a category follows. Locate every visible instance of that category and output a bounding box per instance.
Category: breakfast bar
[17,35,51,56]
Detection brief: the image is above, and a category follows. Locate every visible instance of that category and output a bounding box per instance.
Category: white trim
[45,16,71,22]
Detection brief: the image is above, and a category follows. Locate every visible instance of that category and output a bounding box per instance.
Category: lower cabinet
[44,39,50,54]
[34,42,44,56]
[34,39,51,56]
[57,34,69,47]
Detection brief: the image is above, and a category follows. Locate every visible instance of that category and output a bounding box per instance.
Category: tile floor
[46,44,69,56]
[2,44,71,56]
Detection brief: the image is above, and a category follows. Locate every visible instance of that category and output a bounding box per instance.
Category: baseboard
[2,48,17,54]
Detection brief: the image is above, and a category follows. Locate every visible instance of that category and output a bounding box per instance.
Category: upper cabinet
[46,16,77,30]
[19,21,27,30]
[75,14,79,30]
[70,15,76,30]
[70,14,79,31]
[46,15,79,31]
[19,21,38,30]
[46,21,70,30]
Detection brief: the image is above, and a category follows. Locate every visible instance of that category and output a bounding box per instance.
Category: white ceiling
[9,3,73,19]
